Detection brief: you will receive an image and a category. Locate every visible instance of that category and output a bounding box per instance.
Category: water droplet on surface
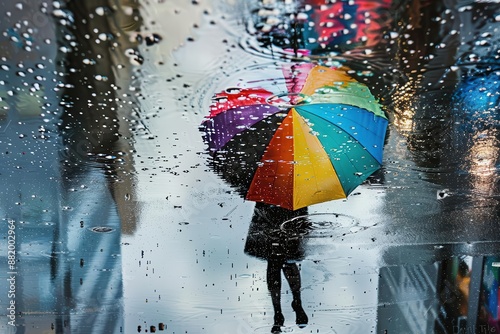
[437,189,450,200]
[90,226,115,233]
[95,6,106,16]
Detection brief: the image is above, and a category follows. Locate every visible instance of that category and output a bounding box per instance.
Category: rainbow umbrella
[201,64,387,210]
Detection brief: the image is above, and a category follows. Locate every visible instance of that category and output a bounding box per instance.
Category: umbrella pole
[270,35,275,60]
[292,13,299,58]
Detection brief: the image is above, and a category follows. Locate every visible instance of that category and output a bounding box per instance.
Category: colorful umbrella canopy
[201,64,388,210]
[299,0,393,53]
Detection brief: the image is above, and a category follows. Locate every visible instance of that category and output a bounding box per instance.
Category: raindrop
[95,6,106,16]
[458,5,472,12]
[144,33,162,46]
[475,40,489,46]
[437,189,450,200]
[59,46,70,53]
[94,74,108,81]
[225,87,241,94]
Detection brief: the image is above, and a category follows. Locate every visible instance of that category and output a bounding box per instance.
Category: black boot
[271,311,284,333]
[291,299,308,328]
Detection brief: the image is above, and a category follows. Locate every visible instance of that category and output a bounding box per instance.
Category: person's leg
[267,259,284,332]
[282,262,308,327]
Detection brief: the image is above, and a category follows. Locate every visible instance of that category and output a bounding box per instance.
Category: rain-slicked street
[1,0,500,333]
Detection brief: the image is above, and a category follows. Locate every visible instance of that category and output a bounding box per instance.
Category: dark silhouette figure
[244,203,310,333]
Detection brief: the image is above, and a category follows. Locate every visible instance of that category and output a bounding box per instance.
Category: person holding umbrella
[244,202,310,333]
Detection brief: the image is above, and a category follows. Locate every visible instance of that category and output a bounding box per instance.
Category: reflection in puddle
[379,250,500,334]
[2,0,500,333]
[241,0,394,62]
[253,324,338,333]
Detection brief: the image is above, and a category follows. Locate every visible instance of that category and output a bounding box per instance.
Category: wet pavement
[1,0,500,333]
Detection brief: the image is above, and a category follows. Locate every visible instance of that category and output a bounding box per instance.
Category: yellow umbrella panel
[246,109,346,210]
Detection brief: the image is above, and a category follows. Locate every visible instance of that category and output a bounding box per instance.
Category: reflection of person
[244,203,309,333]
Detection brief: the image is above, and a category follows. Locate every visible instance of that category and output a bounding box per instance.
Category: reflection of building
[479,257,500,332]
[0,0,63,331]
[52,170,125,333]
[0,0,141,332]
[0,171,125,334]
[389,0,500,200]
[376,249,496,333]
[377,0,500,333]
[59,0,142,235]
[378,260,440,333]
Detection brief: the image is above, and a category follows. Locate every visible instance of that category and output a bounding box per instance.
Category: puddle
[253,324,338,333]
[281,213,362,239]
